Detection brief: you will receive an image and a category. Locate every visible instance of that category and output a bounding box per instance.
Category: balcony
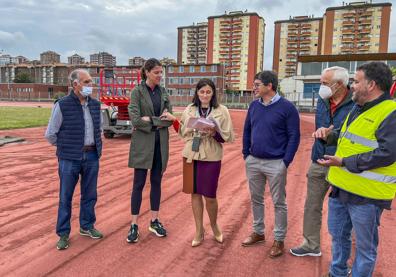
[359,19,371,25]
[287,46,298,50]
[358,36,370,42]
[358,45,370,51]
[220,20,231,25]
[287,38,298,43]
[288,32,298,37]
[219,50,229,54]
[342,29,354,34]
[220,28,231,33]
[300,31,311,36]
[286,61,296,66]
[285,67,295,73]
[360,28,371,34]
[342,37,354,43]
[342,20,355,26]
[288,24,298,30]
[341,46,354,52]
[360,11,373,17]
[301,23,311,29]
[299,45,310,51]
[232,19,242,24]
[343,12,355,18]
[286,53,297,58]
[232,27,243,32]
[300,39,311,45]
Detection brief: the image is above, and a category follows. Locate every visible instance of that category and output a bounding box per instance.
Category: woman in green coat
[126,58,173,243]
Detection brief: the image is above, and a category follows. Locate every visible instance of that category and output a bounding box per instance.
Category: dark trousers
[56,150,99,236]
[131,138,163,215]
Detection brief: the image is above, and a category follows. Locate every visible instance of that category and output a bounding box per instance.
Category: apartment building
[128,56,146,66]
[177,22,208,65]
[321,1,391,55]
[273,16,323,79]
[68,54,85,65]
[40,51,60,64]
[207,11,265,92]
[90,52,116,67]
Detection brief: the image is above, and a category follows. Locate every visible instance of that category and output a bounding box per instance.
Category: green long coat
[128,82,173,172]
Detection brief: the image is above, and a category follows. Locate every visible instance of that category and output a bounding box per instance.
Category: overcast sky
[1,0,395,69]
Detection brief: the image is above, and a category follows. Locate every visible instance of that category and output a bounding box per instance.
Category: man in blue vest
[45,69,103,250]
[314,62,396,277]
[290,66,354,257]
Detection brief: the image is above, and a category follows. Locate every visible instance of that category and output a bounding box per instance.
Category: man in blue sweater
[241,71,300,258]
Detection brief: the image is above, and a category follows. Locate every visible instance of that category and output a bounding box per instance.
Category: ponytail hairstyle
[140,58,162,80]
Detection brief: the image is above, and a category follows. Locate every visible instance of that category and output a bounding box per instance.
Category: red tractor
[99,68,140,138]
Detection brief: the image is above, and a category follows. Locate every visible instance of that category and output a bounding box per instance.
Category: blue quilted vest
[56,91,102,160]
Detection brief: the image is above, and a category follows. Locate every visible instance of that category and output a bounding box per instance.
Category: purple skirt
[183,158,221,198]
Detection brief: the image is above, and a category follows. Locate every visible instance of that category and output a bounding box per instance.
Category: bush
[53,92,66,100]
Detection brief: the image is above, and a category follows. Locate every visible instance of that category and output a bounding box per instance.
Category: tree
[13,73,32,83]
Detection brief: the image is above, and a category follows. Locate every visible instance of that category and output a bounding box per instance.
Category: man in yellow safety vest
[314,61,396,277]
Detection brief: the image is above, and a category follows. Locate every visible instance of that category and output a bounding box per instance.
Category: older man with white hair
[290,66,354,257]
[45,69,103,250]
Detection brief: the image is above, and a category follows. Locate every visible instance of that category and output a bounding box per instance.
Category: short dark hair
[140,58,162,80]
[192,78,219,108]
[254,71,278,91]
[356,61,392,92]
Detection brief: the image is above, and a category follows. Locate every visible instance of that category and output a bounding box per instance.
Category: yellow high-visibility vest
[327,100,396,200]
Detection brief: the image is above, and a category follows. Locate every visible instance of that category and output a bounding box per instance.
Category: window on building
[211,65,217,72]
[200,66,206,72]
[303,83,321,99]
[301,62,322,75]
[179,66,184,73]
[190,65,195,72]
[328,61,351,72]
[168,66,174,73]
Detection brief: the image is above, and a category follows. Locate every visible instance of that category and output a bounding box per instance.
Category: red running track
[0,109,394,276]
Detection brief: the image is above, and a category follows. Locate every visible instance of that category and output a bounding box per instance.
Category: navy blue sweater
[242,97,300,167]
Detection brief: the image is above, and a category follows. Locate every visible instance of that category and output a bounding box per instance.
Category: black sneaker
[126,224,139,243]
[149,219,167,237]
[290,246,322,257]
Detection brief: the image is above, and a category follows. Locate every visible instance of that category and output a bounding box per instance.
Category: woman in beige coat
[162,78,234,247]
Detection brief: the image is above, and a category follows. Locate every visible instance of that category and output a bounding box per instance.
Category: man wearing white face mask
[45,69,103,250]
[290,66,353,257]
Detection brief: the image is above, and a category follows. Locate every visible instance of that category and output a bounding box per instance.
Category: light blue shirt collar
[260,93,281,106]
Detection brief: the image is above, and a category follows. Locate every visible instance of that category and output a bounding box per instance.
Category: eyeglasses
[253,82,264,88]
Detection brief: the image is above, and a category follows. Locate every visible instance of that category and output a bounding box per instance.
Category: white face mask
[318,85,333,99]
[80,86,93,97]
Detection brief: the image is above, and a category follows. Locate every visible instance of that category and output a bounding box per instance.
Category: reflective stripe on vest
[339,131,379,148]
[339,167,396,184]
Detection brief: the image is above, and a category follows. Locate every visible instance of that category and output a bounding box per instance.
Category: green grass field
[0,107,52,130]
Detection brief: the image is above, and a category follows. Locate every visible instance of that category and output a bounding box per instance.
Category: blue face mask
[80,86,93,97]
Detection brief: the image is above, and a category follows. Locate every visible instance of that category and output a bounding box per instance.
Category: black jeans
[131,134,163,215]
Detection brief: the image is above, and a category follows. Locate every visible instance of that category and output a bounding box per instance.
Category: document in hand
[186,117,215,131]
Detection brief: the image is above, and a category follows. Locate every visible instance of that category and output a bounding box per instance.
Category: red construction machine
[99,68,140,138]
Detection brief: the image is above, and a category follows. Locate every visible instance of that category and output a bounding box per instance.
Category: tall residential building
[160,57,176,65]
[273,16,323,79]
[321,1,391,55]
[68,54,85,65]
[207,11,265,92]
[128,56,146,66]
[90,52,116,66]
[177,22,208,65]
[40,51,60,64]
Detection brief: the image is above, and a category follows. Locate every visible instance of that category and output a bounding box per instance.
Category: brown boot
[269,240,284,258]
[241,232,265,247]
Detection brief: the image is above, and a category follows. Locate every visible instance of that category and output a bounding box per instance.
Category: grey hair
[68,69,89,86]
[323,66,349,86]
